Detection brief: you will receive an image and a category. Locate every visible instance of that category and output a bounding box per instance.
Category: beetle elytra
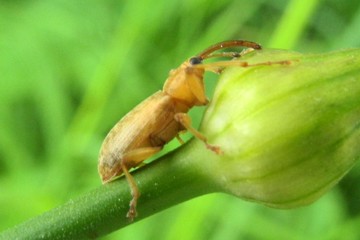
[98,40,285,221]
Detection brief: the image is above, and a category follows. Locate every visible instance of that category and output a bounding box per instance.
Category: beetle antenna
[196,40,261,60]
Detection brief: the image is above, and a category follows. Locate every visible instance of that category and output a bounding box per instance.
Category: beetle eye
[189,57,202,65]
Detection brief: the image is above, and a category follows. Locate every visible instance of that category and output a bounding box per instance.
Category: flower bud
[201,48,360,208]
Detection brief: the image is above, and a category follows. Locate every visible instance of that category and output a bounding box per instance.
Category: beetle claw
[126,199,138,221]
[206,144,223,155]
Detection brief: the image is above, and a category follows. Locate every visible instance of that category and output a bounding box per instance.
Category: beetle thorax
[163,62,206,108]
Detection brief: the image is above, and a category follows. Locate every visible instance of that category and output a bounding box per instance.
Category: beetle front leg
[174,113,222,154]
[193,59,292,74]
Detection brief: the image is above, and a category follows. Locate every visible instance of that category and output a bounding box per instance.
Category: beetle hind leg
[120,163,139,220]
[121,147,162,221]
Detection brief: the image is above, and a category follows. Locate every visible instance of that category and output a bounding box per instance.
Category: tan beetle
[98,40,265,220]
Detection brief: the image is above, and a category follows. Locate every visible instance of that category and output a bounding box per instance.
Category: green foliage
[1,0,360,239]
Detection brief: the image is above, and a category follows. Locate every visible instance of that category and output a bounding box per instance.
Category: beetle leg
[120,163,139,221]
[176,129,188,144]
[176,134,185,144]
[193,60,291,73]
[204,48,255,60]
[239,47,256,56]
[122,147,162,168]
[121,147,162,221]
[174,113,222,154]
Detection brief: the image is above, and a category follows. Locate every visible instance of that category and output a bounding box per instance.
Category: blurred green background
[1,0,360,239]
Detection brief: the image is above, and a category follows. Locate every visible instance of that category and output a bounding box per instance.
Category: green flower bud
[200,48,360,208]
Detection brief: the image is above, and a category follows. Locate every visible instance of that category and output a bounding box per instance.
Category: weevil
[99,40,266,220]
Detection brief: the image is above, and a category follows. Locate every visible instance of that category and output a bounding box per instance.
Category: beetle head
[163,59,207,108]
[163,40,262,108]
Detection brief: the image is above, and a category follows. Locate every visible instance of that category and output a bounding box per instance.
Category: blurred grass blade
[268,0,320,48]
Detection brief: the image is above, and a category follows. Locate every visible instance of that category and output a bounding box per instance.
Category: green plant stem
[0,140,219,240]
